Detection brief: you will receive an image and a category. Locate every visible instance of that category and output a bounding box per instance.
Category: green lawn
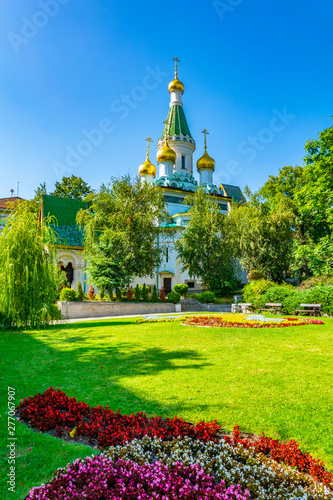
[1,316,333,499]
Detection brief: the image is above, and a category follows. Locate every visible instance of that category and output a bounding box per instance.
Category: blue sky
[1,0,332,199]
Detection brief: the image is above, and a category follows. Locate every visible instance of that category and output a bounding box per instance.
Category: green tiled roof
[42,195,87,226]
[161,105,193,139]
[42,195,87,248]
[221,184,246,204]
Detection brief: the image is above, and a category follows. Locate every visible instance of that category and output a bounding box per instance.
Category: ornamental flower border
[17,388,333,495]
[182,314,324,328]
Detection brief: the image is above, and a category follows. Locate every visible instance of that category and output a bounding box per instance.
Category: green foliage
[243,280,276,307]
[49,304,62,321]
[77,281,84,301]
[115,289,122,302]
[167,291,181,304]
[247,269,266,282]
[50,175,92,200]
[134,284,141,302]
[59,288,76,302]
[259,285,296,309]
[176,187,239,295]
[173,284,189,296]
[77,176,173,294]
[300,276,333,289]
[196,291,216,304]
[0,200,59,329]
[141,283,148,302]
[152,284,158,302]
[32,182,48,203]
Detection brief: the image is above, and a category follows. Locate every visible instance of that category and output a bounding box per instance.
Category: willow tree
[0,200,59,329]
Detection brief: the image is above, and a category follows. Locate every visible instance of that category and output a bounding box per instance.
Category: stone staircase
[180,299,232,313]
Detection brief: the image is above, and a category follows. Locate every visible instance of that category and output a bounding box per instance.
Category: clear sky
[1,0,332,199]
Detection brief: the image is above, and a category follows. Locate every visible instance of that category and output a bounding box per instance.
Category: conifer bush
[152,284,158,302]
[59,288,76,302]
[127,286,134,301]
[77,281,84,301]
[167,291,181,304]
[160,287,166,301]
[134,284,141,301]
[141,283,148,302]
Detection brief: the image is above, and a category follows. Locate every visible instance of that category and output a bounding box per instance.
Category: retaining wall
[57,301,177,319]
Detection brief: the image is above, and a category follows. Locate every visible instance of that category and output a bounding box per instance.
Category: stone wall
[57,301,176,319]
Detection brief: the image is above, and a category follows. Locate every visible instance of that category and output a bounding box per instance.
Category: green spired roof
[41,195,87,247]
[161,105,193,140]
[221,184,246,204]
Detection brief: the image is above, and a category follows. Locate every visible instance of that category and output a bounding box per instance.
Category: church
[41,59,245,294]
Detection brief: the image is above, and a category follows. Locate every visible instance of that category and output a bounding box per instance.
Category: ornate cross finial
[163,119,170,144]
[145,136,153,157]
[202,129,209,151]
[172,57,180,77]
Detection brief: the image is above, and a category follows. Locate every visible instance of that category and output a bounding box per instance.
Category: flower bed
[26,456,250,499]
[20,389,333,499]
[17,388,221,448]
[182,314,324,328]
[103,436,333,499]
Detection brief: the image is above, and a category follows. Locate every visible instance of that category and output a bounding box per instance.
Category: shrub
[167,291,181,304]
[88,285,95,301]
[77,281,84,302]
[198,291,216,304]
[134,284,141,301]
[141,283,148,302]
[127,286,134,301]
[59,287,76,302]
[115,288,122,301]
[247,269,266,282]
[243,280,276,307]
[160,287,166,301]
[300,276,333,289]
[99,286,105,300]
[152,284,158,302]
[260,284,295,309]
[173,284,189,297]
[48,304,62,321]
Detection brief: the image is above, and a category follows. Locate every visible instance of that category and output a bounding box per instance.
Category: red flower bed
[183,315,324,328]
[230,425,333,487]
[17,388,221,448]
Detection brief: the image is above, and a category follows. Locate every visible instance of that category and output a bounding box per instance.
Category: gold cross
[145,136,153,157]
[202,129,209,150]
[163,119,170,144]
[172,57,180,77]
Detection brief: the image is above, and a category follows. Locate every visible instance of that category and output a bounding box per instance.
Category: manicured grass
[1,316,332,498]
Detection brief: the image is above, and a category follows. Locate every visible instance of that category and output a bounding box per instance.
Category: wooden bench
[234,303,254,314]
[259,303,283,314]
[294,303,322,317]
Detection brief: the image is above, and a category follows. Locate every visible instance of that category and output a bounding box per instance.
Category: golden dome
[156,139,176,164]
[139,158,156,177]
[168,77,184,94]
[197,151,215,172]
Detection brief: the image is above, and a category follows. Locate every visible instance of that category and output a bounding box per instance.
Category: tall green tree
[77,176,172,294]
[0,201,59,328]
[50,175,92,200]
[175,187,239,295]
[229,190,294,283]
[293,124,333,275]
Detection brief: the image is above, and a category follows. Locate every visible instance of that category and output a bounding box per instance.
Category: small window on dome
[181,156,186,169]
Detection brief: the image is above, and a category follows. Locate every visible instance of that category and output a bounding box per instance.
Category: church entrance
[163,277,172,294]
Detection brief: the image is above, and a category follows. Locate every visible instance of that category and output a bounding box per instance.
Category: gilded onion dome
[197,129,215,171]
[156,137,176,164]
[168,77,184,94]
[139,137,156,177]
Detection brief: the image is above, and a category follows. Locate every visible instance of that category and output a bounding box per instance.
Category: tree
[77,176,172,295]
[50,175,92,200]
[175,187,239,295]
[0,201,59,328]
[292,125,333,276]
[229,191,294,283]
[32,182,48,203]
